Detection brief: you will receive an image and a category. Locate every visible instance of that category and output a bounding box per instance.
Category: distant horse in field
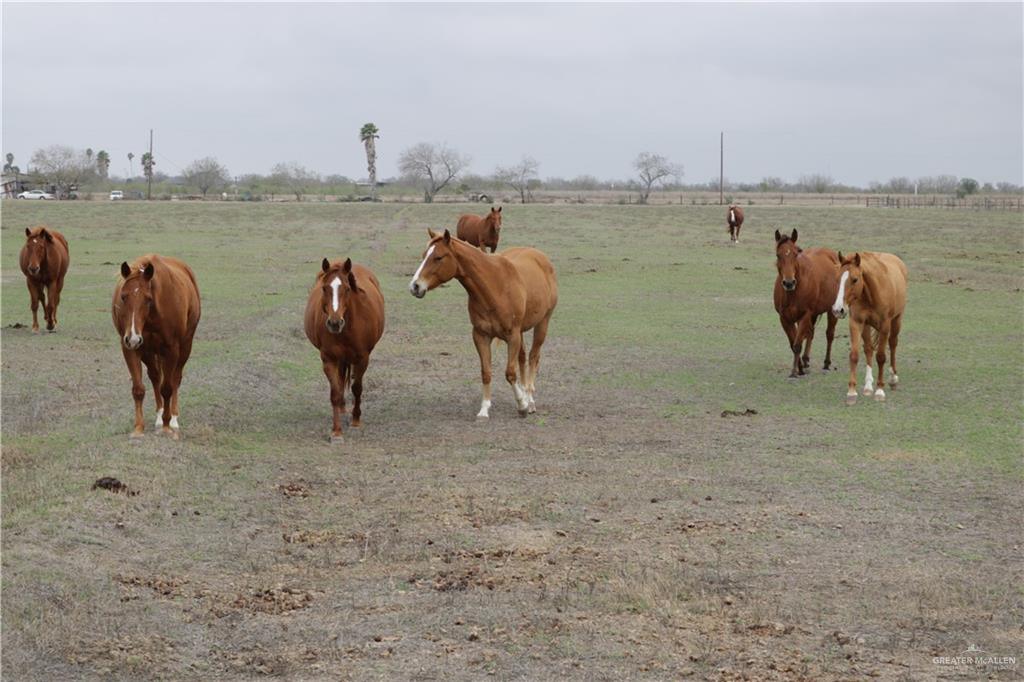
[409,229,557,419]
[832,251,907,404]
[774,229,840,377]
[20,227,70,333]
[305,257,385,443]
[727,205,745,243]
[457,206,502,252]
[112,255,201,440]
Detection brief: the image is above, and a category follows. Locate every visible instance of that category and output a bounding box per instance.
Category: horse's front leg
[26,279,42,333]
[780,316,799,378]
[860,326,876,397]
[504,330,529,416]
[845,319,862,405]
[349,356,369,427]
[472,329,493,419]
[321,355,345,443]
[122,347,147,438]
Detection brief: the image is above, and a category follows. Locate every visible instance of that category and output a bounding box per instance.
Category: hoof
[862,387,873,396]
[874,389,886,402]
[517,407,529,418]
[845,394,857,406]
[162,427,180,441]
[527,404,537,414]
[129,431,145,441]
[476,414,489,421]
[329,434,345,445]
[350,419,362,428]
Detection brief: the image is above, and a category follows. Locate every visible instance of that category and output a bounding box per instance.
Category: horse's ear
[837,251,845,264]
[428,228,439,239]
[496,206,501,213]
[341,257,352,274]
[24,228,31,237]
[852,253,860,267]
[120,262,131,278]
[348,270,359,292]
[774,229,782,243]
[443,229,451,244]
[143,263,155,280]
[790,229,798,243]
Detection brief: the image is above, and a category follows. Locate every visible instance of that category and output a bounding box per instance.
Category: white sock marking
[832,271,849,316]
[330,276,342,312]
[170,415,179,429]
[512,382,529,410]
[863,366,875,392]
[155,408,163,427]
[477,399,491,418]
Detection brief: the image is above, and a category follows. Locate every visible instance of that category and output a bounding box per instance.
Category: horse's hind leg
[349,356,368,427]
[504,330,529,416]
[845,320,862,405]
[873,321,892,401]
[144,354,165,427]
[860,326,877,396]
[823,312,837,370]
[338,361,349,414]
[525,315,551,413]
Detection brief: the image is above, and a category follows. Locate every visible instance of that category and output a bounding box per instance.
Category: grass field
[2,201,1022,680]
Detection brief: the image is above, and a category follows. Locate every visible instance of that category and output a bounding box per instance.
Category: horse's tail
[341,362,352,394]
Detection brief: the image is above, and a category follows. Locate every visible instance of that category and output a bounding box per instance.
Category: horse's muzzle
[28,266,40,276]
[409,281,427,298]
[326,319,345,334]
[782,279,796,291]
[832,306,847,319]
[123,334,143,350]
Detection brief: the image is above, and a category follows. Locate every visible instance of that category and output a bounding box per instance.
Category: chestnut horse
[457,206,502,252]
[111,255,201,440]
[409,229,557,419]
[19,227,70,333]
[774,229,840,377]
[727,205,745,243]
[832,251,907,404]
[304,258,385,443]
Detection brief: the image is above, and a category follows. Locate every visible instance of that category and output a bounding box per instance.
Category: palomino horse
[457,206,502,252]
[112,255,201,440]
[774,229,840,377]
[832,251,907,404]
[727,205,745,243]
[304,258,385,443]
[20,227,70,333]
[409,229,557,419]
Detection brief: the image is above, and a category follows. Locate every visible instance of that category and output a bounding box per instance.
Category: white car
[110,190,124,201]
[17,189,55,200]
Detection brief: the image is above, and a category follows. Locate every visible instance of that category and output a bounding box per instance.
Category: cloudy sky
[3,2,1021,186]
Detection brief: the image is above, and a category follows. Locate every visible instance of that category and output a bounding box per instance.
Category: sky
[3,2,1022,187]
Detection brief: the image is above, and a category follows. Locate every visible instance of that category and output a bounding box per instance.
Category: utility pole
[147,129,153,201]
[719,131,724,206]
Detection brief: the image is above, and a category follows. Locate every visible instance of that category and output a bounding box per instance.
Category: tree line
[5,130,1020,201]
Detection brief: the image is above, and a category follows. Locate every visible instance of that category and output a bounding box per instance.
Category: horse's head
[409,229,458,298]
[319,257,358,334]
[487,206,502,241]
[23,227,53,276]
[115,261,155,350]
[774,229,801,291]
[833,252,862,318]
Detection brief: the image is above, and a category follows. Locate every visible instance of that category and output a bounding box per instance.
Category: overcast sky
[3,2,1022,186]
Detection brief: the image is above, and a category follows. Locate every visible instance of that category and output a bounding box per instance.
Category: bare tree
[30,145,93,196]
[183,157,231,198]
[398,142,469,203]
[495,156,540,204]
[798,173,834,194]
[633,152,682,204]
[271,161,320,201]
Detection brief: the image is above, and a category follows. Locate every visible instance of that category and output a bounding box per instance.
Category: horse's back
[503,247,558,319]
[135,254,201,333]
[457,215,482,242]
[871,252,908,313]
[353,263,386,340]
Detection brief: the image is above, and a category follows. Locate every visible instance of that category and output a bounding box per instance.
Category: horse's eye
[434,255,443,261]
[851,278,858,283]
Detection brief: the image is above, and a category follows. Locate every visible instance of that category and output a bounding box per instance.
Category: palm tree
[96,150,110,180]
[359,123,380,201]
[128,152,135,179]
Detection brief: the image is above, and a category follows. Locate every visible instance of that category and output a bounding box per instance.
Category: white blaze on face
[126,312,143,348]
[833,271,849,316]
[410,245,435,293]
[330,276,342,312]
[729,209,735,224]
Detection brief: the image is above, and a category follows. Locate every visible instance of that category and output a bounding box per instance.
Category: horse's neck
[453,242,504,304]
[859,263,880,309]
